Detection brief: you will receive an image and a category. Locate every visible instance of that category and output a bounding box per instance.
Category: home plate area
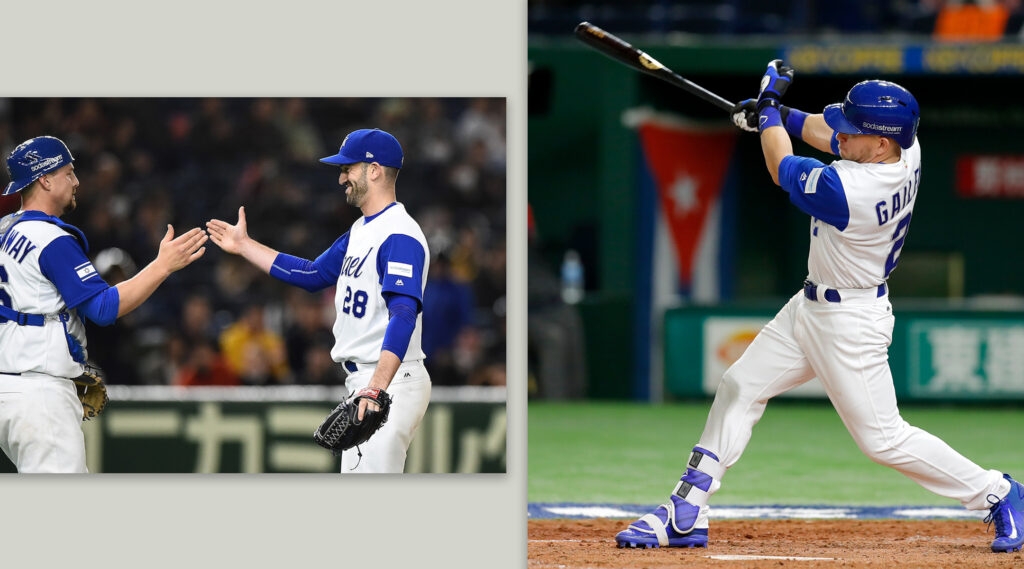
[527,505,1012,569]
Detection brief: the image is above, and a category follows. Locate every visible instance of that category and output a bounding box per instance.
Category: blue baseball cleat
[987,474,1024,553]
[615,495,709,549]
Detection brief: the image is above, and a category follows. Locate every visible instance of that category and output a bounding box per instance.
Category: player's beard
[345,168,369,207]
[63,191,77,215]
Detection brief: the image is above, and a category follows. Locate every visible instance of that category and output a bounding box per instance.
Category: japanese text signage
[907,320,1024,398]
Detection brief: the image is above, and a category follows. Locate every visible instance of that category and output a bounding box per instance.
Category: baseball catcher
[0,135,207,473]
[314,387,392,458]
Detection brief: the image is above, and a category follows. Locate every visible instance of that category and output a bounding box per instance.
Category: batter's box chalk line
[708,555,838,561]
[528,503,989,521]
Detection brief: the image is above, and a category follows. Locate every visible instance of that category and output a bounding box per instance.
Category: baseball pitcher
[614,62,1024,554]
[206,128,431,474]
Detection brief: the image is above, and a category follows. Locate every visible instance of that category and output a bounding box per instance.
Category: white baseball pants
[697,290,1008,510]
[0,372,87,473]
[339,359,431,474]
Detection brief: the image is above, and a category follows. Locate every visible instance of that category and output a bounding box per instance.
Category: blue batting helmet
[3,136,75,196]
[823,80,920,149]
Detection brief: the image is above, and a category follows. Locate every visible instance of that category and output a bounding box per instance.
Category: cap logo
[20,151,64,173]
[20,150,41,165]
[862,122,901,134]
[366,151,374,158]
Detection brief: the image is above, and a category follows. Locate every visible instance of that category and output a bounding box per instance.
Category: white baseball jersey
[787,139,921,288]
[331,202,429,364]
[0,213,98,378]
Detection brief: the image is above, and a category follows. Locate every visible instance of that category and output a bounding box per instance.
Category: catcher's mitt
[72,364,109,421]
[313,387,392,456]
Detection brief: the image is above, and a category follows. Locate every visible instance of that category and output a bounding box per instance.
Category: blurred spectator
[282,289,338,384]
[84,247,141,384]
[422,252,477,385]
[455,98,506,171]
[173,339,240,387]
[469,359,507,387]
[219,302,292,385]
[275,98,327,166]
[179,292,222,346]
[301,341,347,385]
[527,0,1023,36]
[933,0,1019,41]
[474,237,507,323]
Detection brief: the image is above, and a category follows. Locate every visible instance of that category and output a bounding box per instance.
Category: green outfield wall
[0,386,506,474]
[664,302,1024,401]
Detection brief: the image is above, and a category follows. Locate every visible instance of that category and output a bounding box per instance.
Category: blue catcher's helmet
[4,136,75,196]
[823,80,920,149]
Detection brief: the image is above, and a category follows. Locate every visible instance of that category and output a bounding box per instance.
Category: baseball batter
[0,136,208,473]
[615,63,1024,553]
[206,128,431,474]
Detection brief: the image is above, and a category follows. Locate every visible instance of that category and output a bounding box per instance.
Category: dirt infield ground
[528,519,1024,568]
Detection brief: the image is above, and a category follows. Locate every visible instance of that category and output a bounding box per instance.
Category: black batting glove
[730,98,758,133]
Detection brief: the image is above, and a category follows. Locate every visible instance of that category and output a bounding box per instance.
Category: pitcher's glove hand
[73,364,109,421]
[313,387,392,456]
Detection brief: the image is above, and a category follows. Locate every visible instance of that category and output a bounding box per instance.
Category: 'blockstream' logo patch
[387,261,413,278]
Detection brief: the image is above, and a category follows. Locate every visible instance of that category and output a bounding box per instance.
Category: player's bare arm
[359,350,402,420]
[206,205,278,273]
[114,224,207,317]
[760,125,793,187]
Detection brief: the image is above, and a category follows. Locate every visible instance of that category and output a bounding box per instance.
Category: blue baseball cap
[320,128,403,169]
[4,136,75,196]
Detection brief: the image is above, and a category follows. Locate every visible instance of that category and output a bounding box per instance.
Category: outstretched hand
[156,225,208,273]
[206,206,250,255]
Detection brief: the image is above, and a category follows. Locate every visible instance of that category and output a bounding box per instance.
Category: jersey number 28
[342,286,369,318]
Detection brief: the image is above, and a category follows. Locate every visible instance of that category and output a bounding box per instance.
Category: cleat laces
[986,494,1012,539]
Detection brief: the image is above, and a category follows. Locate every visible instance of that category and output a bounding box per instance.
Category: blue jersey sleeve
[778,155,851,231]
[76,287,120,326]
[38,235,111,310]
[376,234,427,306]
[269,232,348,292]
[381,293,419,360]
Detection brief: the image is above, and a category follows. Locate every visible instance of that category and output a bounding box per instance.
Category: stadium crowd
[528,0,1024,40]
[0,97,506,388]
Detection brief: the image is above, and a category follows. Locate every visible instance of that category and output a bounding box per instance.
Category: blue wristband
[782,106,809,140]
[758,104,782,132]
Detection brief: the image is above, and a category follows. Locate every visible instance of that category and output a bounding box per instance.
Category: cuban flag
[624,108,740,401]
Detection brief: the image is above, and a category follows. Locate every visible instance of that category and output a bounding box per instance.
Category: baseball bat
[573,21,735,113]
